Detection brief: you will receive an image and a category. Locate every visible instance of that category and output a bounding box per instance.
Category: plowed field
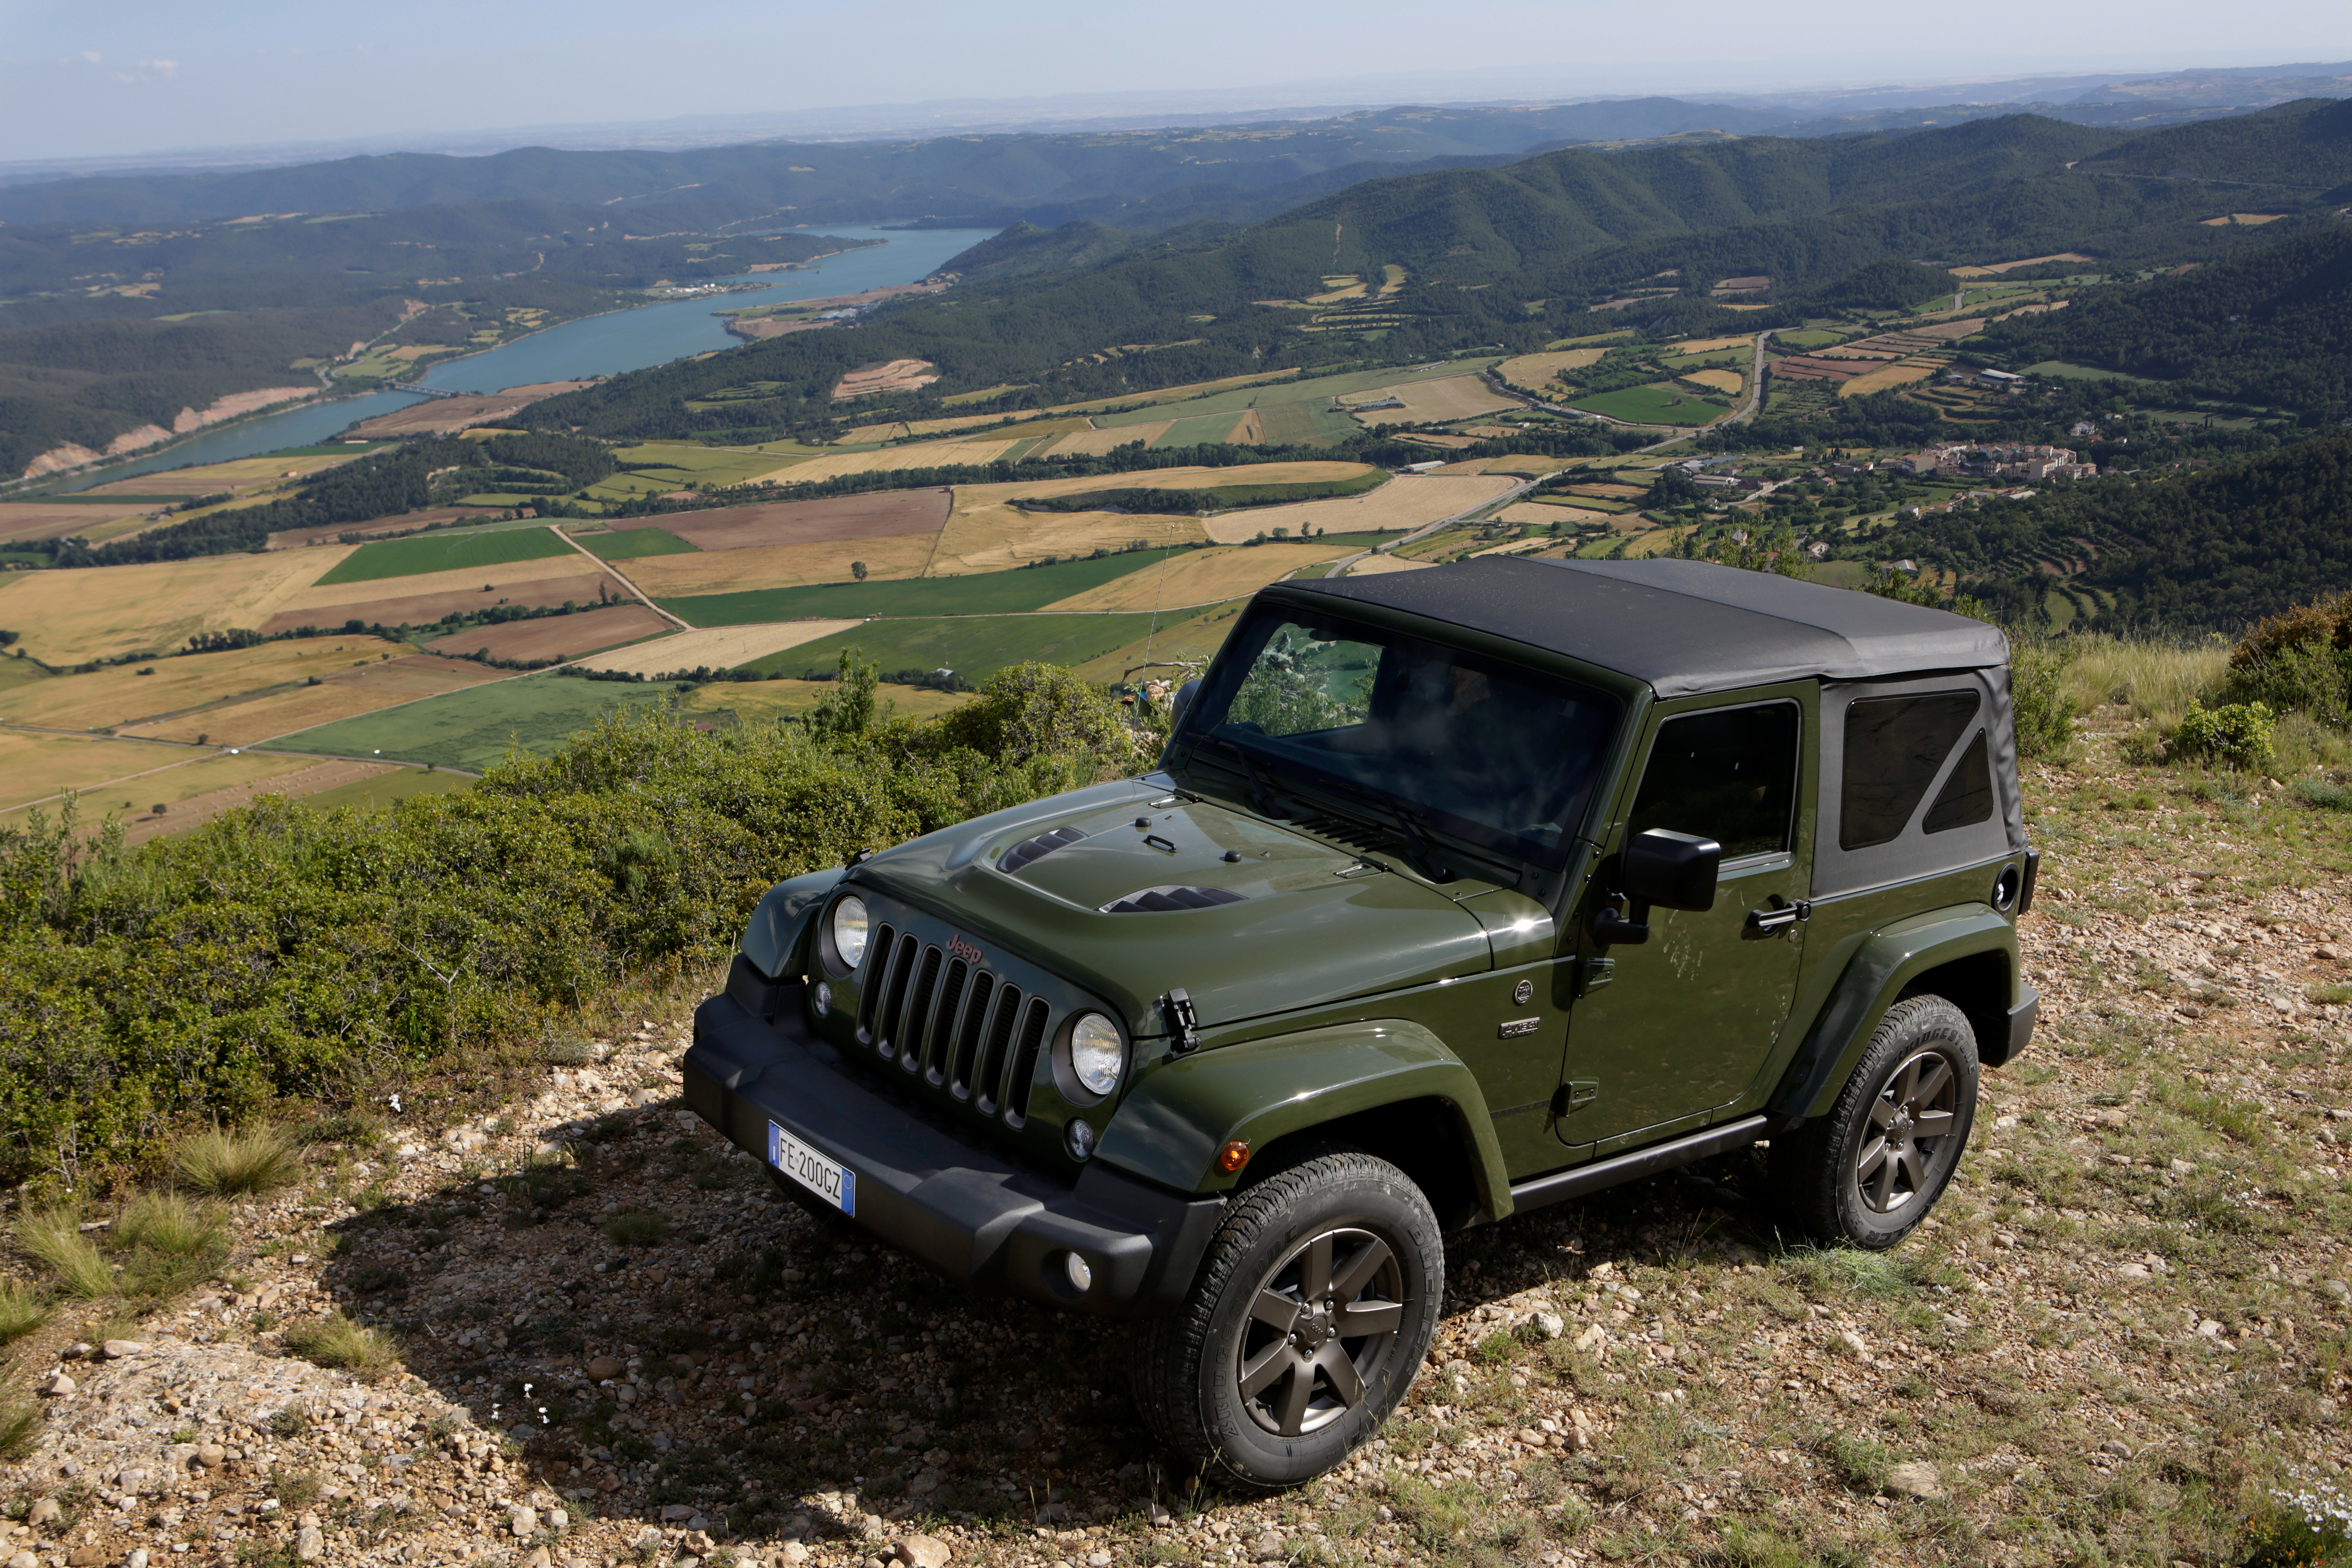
[421,606,672,663]
[618,489,952,552]
[0,503,158,545]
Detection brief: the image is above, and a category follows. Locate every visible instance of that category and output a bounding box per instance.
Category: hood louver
[1099,884,1248,914]
[1000,825,1087,874]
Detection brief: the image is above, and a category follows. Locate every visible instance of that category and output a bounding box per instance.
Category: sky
[1,0,2344,163]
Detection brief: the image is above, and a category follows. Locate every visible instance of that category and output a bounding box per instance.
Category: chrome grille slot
[898,945,944,1072]
[854,922,897,1039]
[1004,997,1051,1124]
[975,985,1022,1114]
[873,932,920,1058]
[926,960,969,1083]
[949,972,995,1098]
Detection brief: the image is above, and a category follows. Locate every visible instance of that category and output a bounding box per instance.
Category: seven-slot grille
[852,917,1052,1124]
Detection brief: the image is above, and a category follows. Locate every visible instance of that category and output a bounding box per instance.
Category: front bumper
[684,977,1225,1316]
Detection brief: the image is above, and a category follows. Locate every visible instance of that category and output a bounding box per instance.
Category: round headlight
[1069,1012,1124,1098]
[830,896,871,970]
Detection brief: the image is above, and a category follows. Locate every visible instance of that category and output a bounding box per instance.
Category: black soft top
[1283,557,2009,698]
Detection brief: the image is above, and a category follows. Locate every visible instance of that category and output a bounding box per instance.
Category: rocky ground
[2,717,2349,1568]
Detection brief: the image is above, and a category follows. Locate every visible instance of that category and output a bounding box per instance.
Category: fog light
[1066,1120,1096,1159]
[1062,1252,1093,1294]
[812,982,832,1018]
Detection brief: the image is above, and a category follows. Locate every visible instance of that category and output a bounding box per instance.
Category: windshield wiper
[1326,779,1457,885]
[1216,739,1293,819]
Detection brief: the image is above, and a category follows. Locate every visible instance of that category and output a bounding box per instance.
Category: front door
[1557,692,1813,1147]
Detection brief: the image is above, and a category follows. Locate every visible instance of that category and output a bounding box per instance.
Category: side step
[1508,1115,1773,1214]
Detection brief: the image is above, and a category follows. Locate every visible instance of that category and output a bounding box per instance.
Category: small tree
[850,561,869,582]
[808,647,881,740]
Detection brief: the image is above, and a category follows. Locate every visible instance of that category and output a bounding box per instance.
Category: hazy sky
[2,0,2343,162]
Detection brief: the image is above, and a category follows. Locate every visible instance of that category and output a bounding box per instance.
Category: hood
[852,780,1498,1036]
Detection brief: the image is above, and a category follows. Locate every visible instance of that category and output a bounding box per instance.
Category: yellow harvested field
[0,502,158,545]
[82,451,358,498]
[1339,553,1435,578]
[1478,455,1573,478]
[619,533,939,597]
[0,734,318,817]
[1066,601,1252,684]
[999,462,1375,504]
[0,548,357,665]
[1677,367,1746,394]
[1201,475,1517,544]
[1666,336,1756,355]
[1839,362,1941,398]
[1038,543,1353,613]
[1497,502,1626,528]
[574,621,868,676]
[1949,252,2096,276]
[1045,369,1301,416]
[0,635,411,732]
[274,549,605,617]
[1343,375,1519,427]
[929,505,1204,577]
[119,656,515,746]
[749,436,1024,486]
[1040,422,1174,456]
[1496,350,1606,392]
[113,758,405,846]
[831,359,940,400]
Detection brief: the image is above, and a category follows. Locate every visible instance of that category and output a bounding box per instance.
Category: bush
[2169,700,2277,770]
[2009,644,2078,761]
[2225,640,2352,729]
[2232,590,2352,670]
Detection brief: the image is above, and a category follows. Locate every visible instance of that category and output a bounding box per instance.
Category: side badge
[1498,1018,1541,1039]
[1512,979,1534,1006]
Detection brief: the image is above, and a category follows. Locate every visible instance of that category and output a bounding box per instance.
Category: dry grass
[119,657,516,748]
[283,1311,402,1377]
[172,1124,303,1195]
[1342,374,1520,427]
[0,634,409,730]
[1036,542,1353,612]
[1836,361,1943,398]
[1340,552,1438,578]
[1665,334,1756,353]
[618,533,937,598]
[0,548,355,666]
[1496,350,1606,392]
[1676,367,1746,394]
[1037,421,1175,456]
[1201,475,1517,544]
[2058,636,2229,731]
[274,548,606,618]
[572,621,866,676]
[16,1207,112,1299]
[1496,503,1625,528]
[0,1279,51,1344]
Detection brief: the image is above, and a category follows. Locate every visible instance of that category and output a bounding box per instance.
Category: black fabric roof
[1283,557,2009,698]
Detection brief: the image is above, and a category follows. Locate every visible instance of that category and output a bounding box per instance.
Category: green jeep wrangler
[685,557,2040,1489]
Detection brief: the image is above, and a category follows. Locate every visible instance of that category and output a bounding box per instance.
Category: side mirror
[1593,828,1722,946]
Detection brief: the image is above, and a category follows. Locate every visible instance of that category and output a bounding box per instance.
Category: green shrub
[2293,777,2352,811]
[2010,643,2079,760]
[2225,640,2352,728]
[2169,700,2276,770]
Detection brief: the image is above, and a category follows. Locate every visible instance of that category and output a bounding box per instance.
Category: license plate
[768,1121,856,1217]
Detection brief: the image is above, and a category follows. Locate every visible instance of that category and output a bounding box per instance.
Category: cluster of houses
[1894,443,2099,481]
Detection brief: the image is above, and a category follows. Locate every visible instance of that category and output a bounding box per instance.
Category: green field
[262,673,679,773]
[1090,359,1503,438]
[738,609,1219,683]
[658,551,1175,626]
[2025,361,2165,385]
[583,527,701,560]
[1151,412,1250,448]
[1771,330,1854,350]
[1568,384,1729,426]
[316,526,577,584]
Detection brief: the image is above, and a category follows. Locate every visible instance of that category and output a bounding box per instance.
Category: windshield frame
[1171,599,1624,871]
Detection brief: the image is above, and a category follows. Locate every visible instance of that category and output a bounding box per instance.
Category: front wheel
[1129,1147,1442,1491]
[1771,994,1979,1249]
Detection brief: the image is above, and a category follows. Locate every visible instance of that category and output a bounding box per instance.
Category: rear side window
[1922,730,1994,833]
[1629,703,1800,861]
[1840,691,1979,849]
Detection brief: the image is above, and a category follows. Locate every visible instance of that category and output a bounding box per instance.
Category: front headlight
[830,896,871,970]
[1069,1013,1124,1098]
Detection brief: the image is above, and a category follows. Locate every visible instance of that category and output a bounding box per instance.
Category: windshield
[1180,604,1618,866]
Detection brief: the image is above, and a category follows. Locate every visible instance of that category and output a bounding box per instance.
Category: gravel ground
[4,719,2350,1568]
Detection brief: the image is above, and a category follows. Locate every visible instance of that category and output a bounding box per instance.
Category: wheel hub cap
[1854,1046,1962,1215]
[1235,1226,1410,1438]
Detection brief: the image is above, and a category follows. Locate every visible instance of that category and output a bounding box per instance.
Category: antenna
[1140,513,1186,685]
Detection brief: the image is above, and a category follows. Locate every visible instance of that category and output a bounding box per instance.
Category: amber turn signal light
[1217,1140,1251,1174]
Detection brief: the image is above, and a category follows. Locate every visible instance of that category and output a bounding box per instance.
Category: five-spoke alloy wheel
[1132,1147,1441,1490]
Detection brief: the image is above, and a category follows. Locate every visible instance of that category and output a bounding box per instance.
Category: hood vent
[1100,884,1248,915]
[1000,825,1087,874]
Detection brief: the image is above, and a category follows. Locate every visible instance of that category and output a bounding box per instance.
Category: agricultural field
[316,526,576,584]
[266,506,505,550]
[659,550,1171,626]
[572,620,864,677]
[76,450,372,499]
[578,441,811,503]
[1339,374,1520,427]
[118,654,519,747]
[111,757,412,845]
[1038,541,1356,612]
[1201,474,1518,543]
[738,610,1193,684]
[296,765,473,812]
[745,434,1024,487]
[0,547,356,665]
[0,634,411,733]
[1497,501,1628,528]
[1674,367,1746,395]
[617,533,939,598]
[420,605,674,663]
[1566,384,1728,425]
[0,731,314,819]
[1949,251,2096,276]
[577,527,699,560]
[1340,552,1436,577]
[1043,423,1176,456]
[1838,362,1944,398]
[674,680,972,725]
[0,502,161,545]
[638,489,954,552]
[346,386,583,440]
[1663,335,1754,354]
[262,672,682,773]
[1065,599,1251,683]
[265,548,622,633]
[831,359,940,400]
[1495,350,1607,393]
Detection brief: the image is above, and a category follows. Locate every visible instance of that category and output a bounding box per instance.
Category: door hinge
[1575,957,1616,997]
[1550,1081,1600,1118]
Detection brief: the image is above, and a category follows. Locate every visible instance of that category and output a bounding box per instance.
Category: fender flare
[1770,904,2018,1120]
[741,865,848,980]
[1096,1020,1512,1222]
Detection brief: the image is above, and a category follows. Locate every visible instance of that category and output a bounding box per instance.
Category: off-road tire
[1771,994,1979,1249]
[1129,1147,1442,1492]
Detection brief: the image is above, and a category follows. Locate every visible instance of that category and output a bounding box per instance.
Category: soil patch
[622,489,951,553]
[421,605,672,663]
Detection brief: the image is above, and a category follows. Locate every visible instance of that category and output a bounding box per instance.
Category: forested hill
[1981,226,2352,417]
[2074,96,2352,189]
[1884,433,2352,629]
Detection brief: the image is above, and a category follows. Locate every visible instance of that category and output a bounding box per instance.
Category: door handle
[1746,899,1811,932]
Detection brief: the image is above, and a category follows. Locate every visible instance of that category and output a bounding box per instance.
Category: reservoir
[57,224,997,490]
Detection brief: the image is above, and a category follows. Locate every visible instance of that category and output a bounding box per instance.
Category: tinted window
[1922,730,1995,834]
[1628,703,1799,861]
[1841,691,1979,849]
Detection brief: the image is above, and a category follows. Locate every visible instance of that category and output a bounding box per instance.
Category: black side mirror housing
[1593,828,1722,946]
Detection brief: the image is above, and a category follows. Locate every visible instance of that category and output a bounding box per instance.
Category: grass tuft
[0,1400,39,1462]
[16,1207,114,1299]
[0,1278,51,1343]
[172,1125,303,1195]
[1778,1245,1937,1299]
[603,1209,671,1246]
[283,1312,401,1377]
[117,1191,227,1257]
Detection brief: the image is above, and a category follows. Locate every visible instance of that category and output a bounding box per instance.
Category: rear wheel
[1130,1147,1442,1491]
[1771,994,1979,1249]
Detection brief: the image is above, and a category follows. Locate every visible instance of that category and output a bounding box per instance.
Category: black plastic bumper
[1986,984,2038,1068]
[684,981,1225,1317]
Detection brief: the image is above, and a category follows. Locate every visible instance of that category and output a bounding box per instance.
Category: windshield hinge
[1162,989,1201,1055]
